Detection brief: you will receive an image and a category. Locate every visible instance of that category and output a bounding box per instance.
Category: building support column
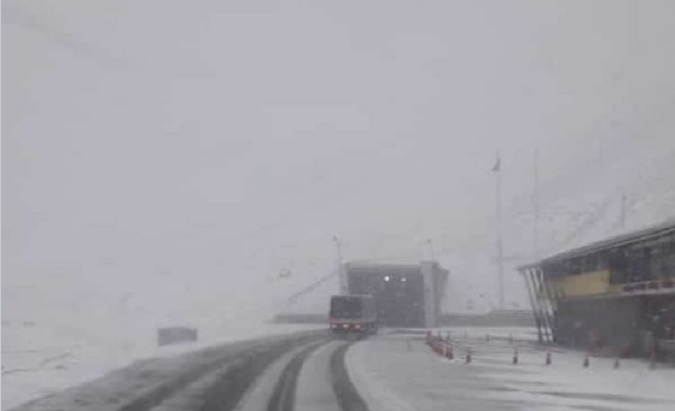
[522,268,544,344]
[532,268,553,343]
[422,261,437,328]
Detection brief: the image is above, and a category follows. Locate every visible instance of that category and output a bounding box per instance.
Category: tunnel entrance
[344,262,448,328]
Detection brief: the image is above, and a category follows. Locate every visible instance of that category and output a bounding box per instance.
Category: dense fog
[4,0,675,334]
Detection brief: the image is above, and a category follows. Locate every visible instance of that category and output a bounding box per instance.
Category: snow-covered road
[7,328,675,411]
[347,330,675,411]
[1,321,323,410]
[235,338,366,411]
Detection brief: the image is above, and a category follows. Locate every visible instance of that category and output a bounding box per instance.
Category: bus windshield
[330,297,363,319]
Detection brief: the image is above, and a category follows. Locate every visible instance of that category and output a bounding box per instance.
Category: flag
[492,156,501,173]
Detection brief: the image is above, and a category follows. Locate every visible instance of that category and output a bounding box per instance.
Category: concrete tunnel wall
[342,261,448,328]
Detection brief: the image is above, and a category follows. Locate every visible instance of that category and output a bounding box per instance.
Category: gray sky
[4,1,675,324]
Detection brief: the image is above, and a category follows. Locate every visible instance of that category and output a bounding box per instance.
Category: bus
[329,294,377,335]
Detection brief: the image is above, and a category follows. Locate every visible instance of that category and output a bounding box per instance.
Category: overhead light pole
[332,236,343,264]
[620,194,628,230]
[492,150,505,311]
[426,238,436,262]
[333,236,346,294]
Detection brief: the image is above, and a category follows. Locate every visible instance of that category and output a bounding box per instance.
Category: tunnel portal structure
[340,261,449,328]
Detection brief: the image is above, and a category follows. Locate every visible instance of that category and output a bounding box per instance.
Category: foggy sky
[4,1,675,325]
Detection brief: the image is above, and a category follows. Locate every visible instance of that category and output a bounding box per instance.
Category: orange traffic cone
[433,340,441,355]
[447,343,454,360]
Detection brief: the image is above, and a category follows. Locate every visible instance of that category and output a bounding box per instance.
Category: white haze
[4,0,675,331]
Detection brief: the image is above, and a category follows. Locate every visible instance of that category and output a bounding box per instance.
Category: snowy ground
[1,320,323,410]
[347,328,675,411]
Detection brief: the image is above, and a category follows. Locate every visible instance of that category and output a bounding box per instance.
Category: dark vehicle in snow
[329,294,377,335]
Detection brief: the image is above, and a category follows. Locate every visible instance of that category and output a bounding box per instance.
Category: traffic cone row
[447,343,454,360]
[423,331,647,370]
[425,332,550,367]
[425,331,454,360]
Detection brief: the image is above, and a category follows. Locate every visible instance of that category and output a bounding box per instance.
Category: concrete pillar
[422,261,437,328]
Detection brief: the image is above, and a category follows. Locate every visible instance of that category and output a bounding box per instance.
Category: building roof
[520,216,675,270]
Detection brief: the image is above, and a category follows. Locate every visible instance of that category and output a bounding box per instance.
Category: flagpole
[494,151,505,310]
[533,146,540,260]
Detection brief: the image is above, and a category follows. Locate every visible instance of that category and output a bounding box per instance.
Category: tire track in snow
[266,341,325,411]
[330,343,369,411]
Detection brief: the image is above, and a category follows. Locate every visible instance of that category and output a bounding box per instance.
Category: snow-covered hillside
[442,137,675,312]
